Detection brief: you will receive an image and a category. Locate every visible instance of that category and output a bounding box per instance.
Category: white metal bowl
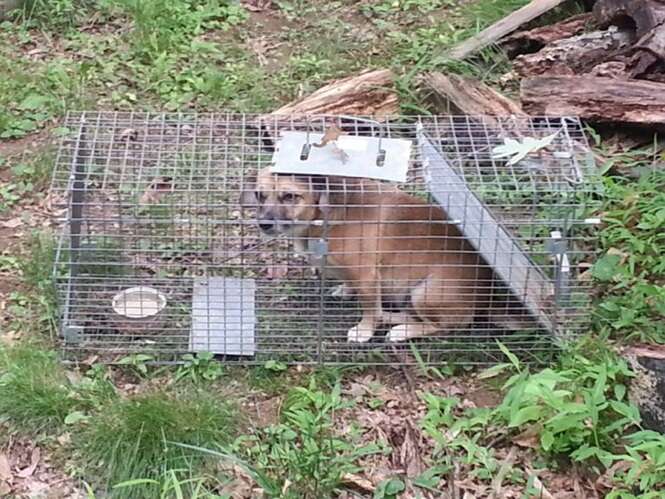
[111,286,166,319]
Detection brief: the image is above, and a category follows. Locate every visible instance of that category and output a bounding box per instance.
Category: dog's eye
[280,193,300,203]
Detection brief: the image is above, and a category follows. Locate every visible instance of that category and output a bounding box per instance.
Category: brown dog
[242,168,493,343]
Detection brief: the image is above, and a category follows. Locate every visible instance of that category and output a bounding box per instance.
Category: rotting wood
[501,13,595,57]
[521,75,665,125]
[512,27,635,76]
[269,69,399,117]
[593,0,665,38]
[442,0,567,61]
[592,0,665,78]
[420,72,526,119]
[628,21,665,77]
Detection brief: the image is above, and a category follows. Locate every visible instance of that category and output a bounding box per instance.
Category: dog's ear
[310,175,334,217]
[239,174,257,207]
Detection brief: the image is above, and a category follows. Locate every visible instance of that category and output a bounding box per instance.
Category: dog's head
[240,167,329,236]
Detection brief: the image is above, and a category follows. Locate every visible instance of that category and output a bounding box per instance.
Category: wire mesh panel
[50,112,599,365]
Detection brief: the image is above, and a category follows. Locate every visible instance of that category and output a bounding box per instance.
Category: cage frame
[50,111,600,366]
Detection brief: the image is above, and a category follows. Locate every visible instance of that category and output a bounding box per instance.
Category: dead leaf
[606,247,629,264]
[330,143,350,164]
[266,264,288,280]
[81,354,99,365]
[0,453,11,481]
[527,472,554,499]
[241,0,272,11]
[247,37,281,66]
[119,128,138,141]
[0,481,11,496]
[17,447,40,478]
[400,421,424,478]
[57,433,72,446]
[0,218,22,229]
[140,176,173,204]
[314,125,343,148]
[65,370,83,387]
[513,427,540,449]
[490,447,516,498]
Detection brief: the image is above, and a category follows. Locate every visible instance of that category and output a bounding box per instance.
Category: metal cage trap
[50,112,600,365]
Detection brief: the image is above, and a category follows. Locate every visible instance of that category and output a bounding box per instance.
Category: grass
[0,343,78,434]
[79,389,242,498]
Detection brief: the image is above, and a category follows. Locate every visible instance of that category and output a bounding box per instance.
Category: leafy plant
[106,0,246,59]
[175,352,225,383]
[117,353,155,378]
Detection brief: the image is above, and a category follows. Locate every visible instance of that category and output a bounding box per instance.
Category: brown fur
[245,168,493,342]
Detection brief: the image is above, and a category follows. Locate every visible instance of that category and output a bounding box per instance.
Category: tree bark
[420,72,526,119]
[513,27,635,77]
[521,75,665,125]
[501,13,595,57]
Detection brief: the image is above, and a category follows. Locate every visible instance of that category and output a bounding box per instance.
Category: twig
[490,447,516,498]
[390,345,417,397]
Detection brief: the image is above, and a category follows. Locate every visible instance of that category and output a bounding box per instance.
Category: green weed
[13,0,95,30]
[592,171,665,343]
[0,232,61,337]
[106,0,246,59]
[233,378,383,498]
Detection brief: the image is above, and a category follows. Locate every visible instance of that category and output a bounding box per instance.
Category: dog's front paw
[386,324,410,342]
[347,324,375,343]
[330,284,354,299]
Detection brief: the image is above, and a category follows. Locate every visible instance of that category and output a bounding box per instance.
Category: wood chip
[341,472,375,493]
[0,453,11,481]
[0,218,22,229]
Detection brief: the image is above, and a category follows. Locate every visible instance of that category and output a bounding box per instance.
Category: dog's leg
[386,277,475,342]
[347,280,382,343]
[380,311,416,325]
[387,322,440,342]
[330,283,354,299]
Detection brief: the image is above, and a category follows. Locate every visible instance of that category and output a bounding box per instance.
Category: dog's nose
[259,221,274,232]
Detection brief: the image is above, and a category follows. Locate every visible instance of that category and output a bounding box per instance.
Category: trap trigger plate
[271,131,411,183]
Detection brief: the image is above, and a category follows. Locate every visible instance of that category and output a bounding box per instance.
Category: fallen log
[521,75,665,126]
[253,69,399,149]
[441,0,567,61]
[269,69,399,117]
[513,27,635,76]
[420,72,526,119]
[501,13,595,57]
